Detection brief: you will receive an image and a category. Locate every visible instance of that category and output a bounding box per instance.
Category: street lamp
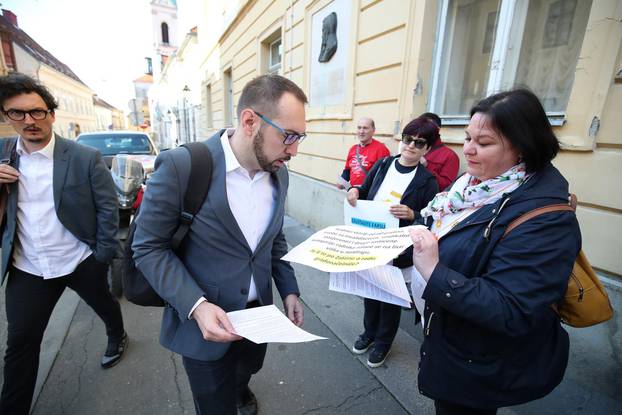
[182,85,191,143]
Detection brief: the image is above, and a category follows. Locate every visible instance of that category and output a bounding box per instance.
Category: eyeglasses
[254,111,306,145]
[401,134,428,149]
[2,109,53,121]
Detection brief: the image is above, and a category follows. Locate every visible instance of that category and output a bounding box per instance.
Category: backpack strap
[170,142,213,249]
[502,193,577,239]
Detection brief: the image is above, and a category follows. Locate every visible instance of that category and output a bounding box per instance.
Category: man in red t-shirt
[337,117,390,189]
[419,112,459,191]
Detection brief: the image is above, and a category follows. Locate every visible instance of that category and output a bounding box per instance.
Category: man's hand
[0,164,19,184]
[191,301,242,342]
[283,294,303,327]
[346,187,359,207]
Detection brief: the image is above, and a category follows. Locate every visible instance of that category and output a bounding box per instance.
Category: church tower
[150,0,178,79]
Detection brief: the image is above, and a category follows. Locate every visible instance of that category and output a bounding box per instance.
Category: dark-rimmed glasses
[254,111,306,145]
[401,134,428,149]
[3,109,53,121]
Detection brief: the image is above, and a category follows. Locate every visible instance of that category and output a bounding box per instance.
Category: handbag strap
[502,194,577,238]
[0,137,17,164]
[355,144,369,176]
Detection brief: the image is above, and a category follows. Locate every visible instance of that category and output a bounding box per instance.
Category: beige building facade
[39,64,97,138]
[155,0,621,276]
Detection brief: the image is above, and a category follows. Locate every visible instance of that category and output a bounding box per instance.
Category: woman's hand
[409,226,439,281]
[390,204,414,221]
[346,187,359,207]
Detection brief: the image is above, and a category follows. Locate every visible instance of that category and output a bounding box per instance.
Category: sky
[2,0,199,112]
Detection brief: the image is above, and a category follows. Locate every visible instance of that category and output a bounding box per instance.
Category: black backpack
[122,142,213,307]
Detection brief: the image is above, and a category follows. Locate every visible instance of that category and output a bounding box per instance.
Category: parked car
[76,131,159,297]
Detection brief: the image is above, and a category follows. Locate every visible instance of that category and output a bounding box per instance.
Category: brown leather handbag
[0,183,8,228]
[503,194,613,328]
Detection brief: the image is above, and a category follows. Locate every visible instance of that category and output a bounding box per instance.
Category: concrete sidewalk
[281,216,622,415]
[1,215,620,414]
[31,272,409,414]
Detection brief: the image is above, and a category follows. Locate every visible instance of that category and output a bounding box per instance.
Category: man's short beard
[253,127,288,172]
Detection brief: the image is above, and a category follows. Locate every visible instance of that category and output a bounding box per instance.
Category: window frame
[268,38,282,74]
[429,0,578,126]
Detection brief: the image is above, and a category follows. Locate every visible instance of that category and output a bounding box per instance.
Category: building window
[161,22,169,45]
[268,38,282,74]
[430,0,592,121]
[260,28,282,75]
[542,0,576,48]
[1,35,16,71]
[223,69,233,127]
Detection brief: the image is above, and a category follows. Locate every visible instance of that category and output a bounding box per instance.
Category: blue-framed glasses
[254,111,306,145]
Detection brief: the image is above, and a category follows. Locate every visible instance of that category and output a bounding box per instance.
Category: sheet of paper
[227,305,326,344]
[329,265,411,308]
[410,266,427,317]
[336,175,351,190]
[343,199,399,229]
[282,225,414,272]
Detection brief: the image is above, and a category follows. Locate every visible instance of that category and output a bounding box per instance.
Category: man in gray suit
[0,73,126,414]
[132,74,307,415]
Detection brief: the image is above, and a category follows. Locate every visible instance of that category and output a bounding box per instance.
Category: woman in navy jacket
[347,117,438,368]
[409,89,581,414]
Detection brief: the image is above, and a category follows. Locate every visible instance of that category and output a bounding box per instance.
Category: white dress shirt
[12,135,92,279]
[189,131,276,317]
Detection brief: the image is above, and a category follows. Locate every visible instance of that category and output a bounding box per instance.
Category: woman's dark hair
[0,72,58,111]
[420,112,442,128]
[470,88,559,173]
[402,116,440,148]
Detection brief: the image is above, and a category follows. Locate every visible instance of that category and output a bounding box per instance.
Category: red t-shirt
[425,140,459,191]
[343,139,390,186]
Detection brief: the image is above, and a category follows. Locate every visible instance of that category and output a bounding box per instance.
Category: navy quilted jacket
[418,162,581,409]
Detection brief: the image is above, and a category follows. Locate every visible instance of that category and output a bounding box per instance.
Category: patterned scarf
[421,163,528,239]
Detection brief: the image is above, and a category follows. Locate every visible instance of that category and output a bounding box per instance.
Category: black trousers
[183,338,267,415]
[362,298,402,350]
[0,255,124,415]
[435,400,498,415]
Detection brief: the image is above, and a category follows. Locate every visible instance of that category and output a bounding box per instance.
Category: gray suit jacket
[132,132,299,361]
[0,134,119,283]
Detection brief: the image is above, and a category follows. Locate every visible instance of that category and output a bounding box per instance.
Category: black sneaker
[367,346,390,368]
[101,332,128,369]
[352,336,374,354]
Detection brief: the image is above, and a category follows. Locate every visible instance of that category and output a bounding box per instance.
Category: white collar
[16,133,56,159]
[219,129,242,173]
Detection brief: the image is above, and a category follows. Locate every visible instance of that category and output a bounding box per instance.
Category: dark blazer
[0,135,119,283]
[418,163,581,408]
[356,155,438,268]
[132,132,300,361]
